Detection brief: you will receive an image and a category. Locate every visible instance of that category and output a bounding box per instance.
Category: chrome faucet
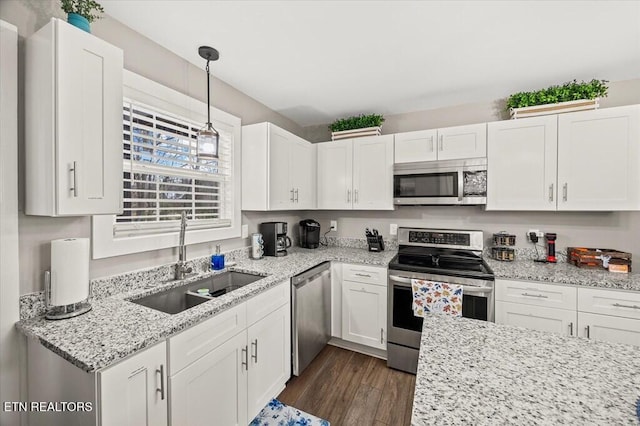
[175,211,193,280]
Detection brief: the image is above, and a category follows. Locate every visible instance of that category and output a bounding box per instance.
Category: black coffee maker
[299,219,321,249]
[259,222,291,256]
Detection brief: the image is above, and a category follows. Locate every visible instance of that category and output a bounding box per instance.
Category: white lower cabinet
[496,279,640,346]
[496,301,576,337]
[340,264,387,350]
[168,280,291,426]
[577,312,640,346]
[169,332,248,426]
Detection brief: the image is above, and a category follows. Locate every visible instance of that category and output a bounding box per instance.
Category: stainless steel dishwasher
[291,261,331,376]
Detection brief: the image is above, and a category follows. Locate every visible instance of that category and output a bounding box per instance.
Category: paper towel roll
[50,238,90,306]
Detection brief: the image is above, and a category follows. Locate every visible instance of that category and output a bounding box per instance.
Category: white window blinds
[115,100,233,237]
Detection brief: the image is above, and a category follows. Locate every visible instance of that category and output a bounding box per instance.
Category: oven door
[387,270,494,349]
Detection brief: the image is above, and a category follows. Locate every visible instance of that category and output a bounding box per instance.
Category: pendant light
[196,45,220,160]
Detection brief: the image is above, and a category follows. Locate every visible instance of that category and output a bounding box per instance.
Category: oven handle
[388,275,494,293]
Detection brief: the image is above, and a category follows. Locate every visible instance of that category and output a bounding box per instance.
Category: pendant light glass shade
[197,46,220,160]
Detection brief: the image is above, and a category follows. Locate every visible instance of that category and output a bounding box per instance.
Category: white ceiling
[101,0,640,126]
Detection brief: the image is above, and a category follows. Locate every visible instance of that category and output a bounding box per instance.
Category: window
[92,71,241,259]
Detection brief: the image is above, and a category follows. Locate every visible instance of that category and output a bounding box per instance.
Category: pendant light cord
[205,60,211,127]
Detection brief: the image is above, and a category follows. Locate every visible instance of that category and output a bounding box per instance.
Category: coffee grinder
[545,233,557,263]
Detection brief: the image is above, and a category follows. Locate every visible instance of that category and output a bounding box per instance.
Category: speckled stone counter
[487,258,640,292]
[412,315,640,425]
[17,246,396,372]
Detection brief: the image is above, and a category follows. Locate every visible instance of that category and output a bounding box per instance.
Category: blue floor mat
[250,398,330,426]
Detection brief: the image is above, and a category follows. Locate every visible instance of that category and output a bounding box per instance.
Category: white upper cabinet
[25,18,123,216]
[487,105,640,211]
[487,115,558,210]
[242,122,316,211]
[317,135,394,210]
[557,105,640,210]
[394,124,486,163]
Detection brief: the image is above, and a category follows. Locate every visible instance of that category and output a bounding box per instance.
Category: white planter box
[510,98,599,119]
[331,126,382,141]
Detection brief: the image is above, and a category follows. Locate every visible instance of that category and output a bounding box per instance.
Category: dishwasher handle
[292,263,331,287]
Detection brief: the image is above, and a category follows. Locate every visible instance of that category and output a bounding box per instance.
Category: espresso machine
[259,222,292,256]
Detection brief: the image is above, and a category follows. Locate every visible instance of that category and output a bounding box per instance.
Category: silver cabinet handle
[429,136,434,152]
[242,345,248,370]
[563,183,568,202]
[290,188,294,202]
[355,273,371,277]
[70,161,78,197]
[585,325,590,339]
[521,293,548,298]
[439,135,444,151]
[569,322,573,336]
[612,303,640,310]
[548,184,554,202]
[354,189,358,203]
[156,364,165,400]
[380,328,384,344]
[251,339,258,363]
[294,188,299,203]
[347,189,351,203]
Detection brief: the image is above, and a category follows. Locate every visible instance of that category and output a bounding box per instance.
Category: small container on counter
[491,231,516,261]
[211,245,225,270]
[492,247,515,262]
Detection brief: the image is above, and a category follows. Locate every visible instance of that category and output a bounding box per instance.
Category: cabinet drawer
[247,280,290,325]
[496,301,577,337]
[168,302,246,376]
[578,288,640,320]
[342,264,387,286]
[495,279,577,309]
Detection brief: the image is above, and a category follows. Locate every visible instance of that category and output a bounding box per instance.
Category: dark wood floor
[278,345,416,426]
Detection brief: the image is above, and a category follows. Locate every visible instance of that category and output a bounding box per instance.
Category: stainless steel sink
[130,271,264,314]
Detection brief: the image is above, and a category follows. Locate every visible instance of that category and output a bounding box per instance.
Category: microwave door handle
[457,169,464,202]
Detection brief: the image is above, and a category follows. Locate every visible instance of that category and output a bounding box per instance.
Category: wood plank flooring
[278,345,416,426]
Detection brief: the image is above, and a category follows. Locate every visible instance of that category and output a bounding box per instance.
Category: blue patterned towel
[250,398,330,426]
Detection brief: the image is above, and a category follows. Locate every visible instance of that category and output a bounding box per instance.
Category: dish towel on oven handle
[411,279,463,317]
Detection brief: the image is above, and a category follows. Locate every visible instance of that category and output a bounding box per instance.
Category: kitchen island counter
[411,314,640,425]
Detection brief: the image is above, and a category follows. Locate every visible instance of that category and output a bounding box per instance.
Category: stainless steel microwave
[393,158,487,205]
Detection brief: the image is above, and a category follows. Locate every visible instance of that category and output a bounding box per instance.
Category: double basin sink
[130,271,263,315]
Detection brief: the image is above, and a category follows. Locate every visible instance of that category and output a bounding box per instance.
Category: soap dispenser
[211,245,225,270]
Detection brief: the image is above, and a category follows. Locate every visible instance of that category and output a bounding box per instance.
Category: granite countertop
[487,258,640,292]
[16,246,396,373]
[412,315,640,425]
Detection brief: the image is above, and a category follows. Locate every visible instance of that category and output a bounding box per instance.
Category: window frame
[92,70,241,259]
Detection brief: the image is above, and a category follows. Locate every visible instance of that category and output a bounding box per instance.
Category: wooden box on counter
[568,247,632,272]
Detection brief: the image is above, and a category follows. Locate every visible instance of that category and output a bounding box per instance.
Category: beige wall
[0,0,305,294]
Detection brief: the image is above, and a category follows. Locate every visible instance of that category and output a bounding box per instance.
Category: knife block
[367,235,385,252]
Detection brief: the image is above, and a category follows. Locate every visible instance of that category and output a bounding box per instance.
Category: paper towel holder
[44,271,92,320]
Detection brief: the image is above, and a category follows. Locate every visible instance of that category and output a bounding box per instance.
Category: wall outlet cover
[241,224,249,238]
[390,224,398,235]
[330,220,337,231]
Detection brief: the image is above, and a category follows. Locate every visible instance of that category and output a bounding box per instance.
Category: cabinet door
[317,140,353,209]
[486,116,558,210]
[352,135,394,210]
[247,303,291,420]
[437,123,487,160]
[56,20,123,215]
[496,301,576,337]
[558,105,640,210]
[578,312,640,346]
[268,125,293,210]
[290,136,316,209]
[99,342,167,426]
[341,281,387,349]
[170,331,248,426]
[394,129,437,163]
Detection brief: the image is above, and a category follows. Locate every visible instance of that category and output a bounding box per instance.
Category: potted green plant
[507,79,608,119]
[60,0,104,33]
[329,114,385,141]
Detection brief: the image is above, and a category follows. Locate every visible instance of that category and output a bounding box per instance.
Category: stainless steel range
[387,227,495,374]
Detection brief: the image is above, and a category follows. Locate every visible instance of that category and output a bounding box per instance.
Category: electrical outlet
[527,229,544,242]
[241,224,249,238]
[390,224,398,235]
[330,220,337,231]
